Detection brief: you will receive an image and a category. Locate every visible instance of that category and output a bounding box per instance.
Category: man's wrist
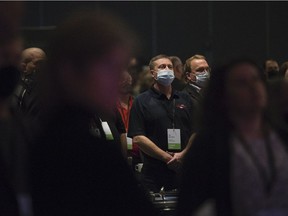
[162,153,172,163]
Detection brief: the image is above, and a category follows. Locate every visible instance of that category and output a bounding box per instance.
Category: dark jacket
[172,78,186,91]
[182,83,202,104]
[30,106,159,216]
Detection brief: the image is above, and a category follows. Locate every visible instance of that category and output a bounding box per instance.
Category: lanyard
[172,99,175,129]
[236,129,277,195]
[160,98,176,129]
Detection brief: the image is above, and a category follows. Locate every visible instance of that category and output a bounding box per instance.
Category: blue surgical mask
[156,69,175,86]
[195,71,210,87]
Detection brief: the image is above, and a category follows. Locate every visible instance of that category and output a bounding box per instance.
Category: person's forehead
[154,58,172,66]
[266,60,278,66]
[228,64,258,80]
[190,59,208,68]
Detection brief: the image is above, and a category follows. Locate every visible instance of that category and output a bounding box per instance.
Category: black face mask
[267,70,279,80]
[0,65,20,99]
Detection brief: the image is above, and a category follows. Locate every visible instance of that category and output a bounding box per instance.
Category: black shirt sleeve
[127,97,146,138]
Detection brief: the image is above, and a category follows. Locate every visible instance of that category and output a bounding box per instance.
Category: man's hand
[166,152,184,173]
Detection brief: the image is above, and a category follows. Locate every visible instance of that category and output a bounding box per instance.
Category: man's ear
[20,62,26,73]
[151,70,155,78]
[186,72,191,80]
[186,72,196,82]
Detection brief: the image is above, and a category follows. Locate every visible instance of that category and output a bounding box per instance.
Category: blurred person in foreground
[0,2,33,216]
[30,10,159,216]
[176,59,288,216]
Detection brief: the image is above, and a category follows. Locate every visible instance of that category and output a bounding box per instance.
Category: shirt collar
[117,95,134,109]
[150,86,179,99]
[188,82,202,93]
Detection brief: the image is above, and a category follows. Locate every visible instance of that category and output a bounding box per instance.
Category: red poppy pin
[176,104,186,109]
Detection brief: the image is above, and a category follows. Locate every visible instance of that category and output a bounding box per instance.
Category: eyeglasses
[193,67,211,73]
[157,64,173,70]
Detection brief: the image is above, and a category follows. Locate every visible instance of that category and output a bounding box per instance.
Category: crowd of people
[1,3,288,216]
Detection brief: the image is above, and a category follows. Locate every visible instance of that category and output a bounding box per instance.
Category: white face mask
[156,69,175,86]
[195,70,210,87]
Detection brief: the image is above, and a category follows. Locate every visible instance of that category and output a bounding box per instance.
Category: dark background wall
[22,1,288,67]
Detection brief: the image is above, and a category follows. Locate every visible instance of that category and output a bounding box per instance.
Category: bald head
[21,47,46,76]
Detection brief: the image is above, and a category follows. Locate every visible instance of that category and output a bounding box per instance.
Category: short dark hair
[263,59,278,70]
[149,54,170,70]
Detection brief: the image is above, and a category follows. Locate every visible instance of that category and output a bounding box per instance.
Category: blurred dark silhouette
[279,61,288,80]
[177,58,288,216]
[267,79,288,130]
[170,56,186,91]
[13,47,46,116]
[29,9,159,216]
[0,2,33,216]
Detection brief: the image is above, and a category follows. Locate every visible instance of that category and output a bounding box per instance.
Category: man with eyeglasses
[183,54,211,103]
[128,54,195,192]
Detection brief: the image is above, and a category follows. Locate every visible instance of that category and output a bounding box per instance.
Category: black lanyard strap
[159,98,176,129]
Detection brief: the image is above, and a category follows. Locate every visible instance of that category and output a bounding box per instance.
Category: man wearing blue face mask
[183,54,210,103]
[128,55,195,193]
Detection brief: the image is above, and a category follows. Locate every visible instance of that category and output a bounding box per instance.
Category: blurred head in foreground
[45,9,136,114]
[0,2,23,102]
[200,58,266,130]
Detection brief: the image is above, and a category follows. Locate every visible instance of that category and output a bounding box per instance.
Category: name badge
[167,129,181,150]
[101,121,114,140]
[126,134,133,150]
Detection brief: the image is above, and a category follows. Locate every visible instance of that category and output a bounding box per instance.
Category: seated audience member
[128,54,195,192]
[170,56,186,91]
[30,9,159,216]
[182,54,210,104]
[177,59,288,216]
[264,59,280,80]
